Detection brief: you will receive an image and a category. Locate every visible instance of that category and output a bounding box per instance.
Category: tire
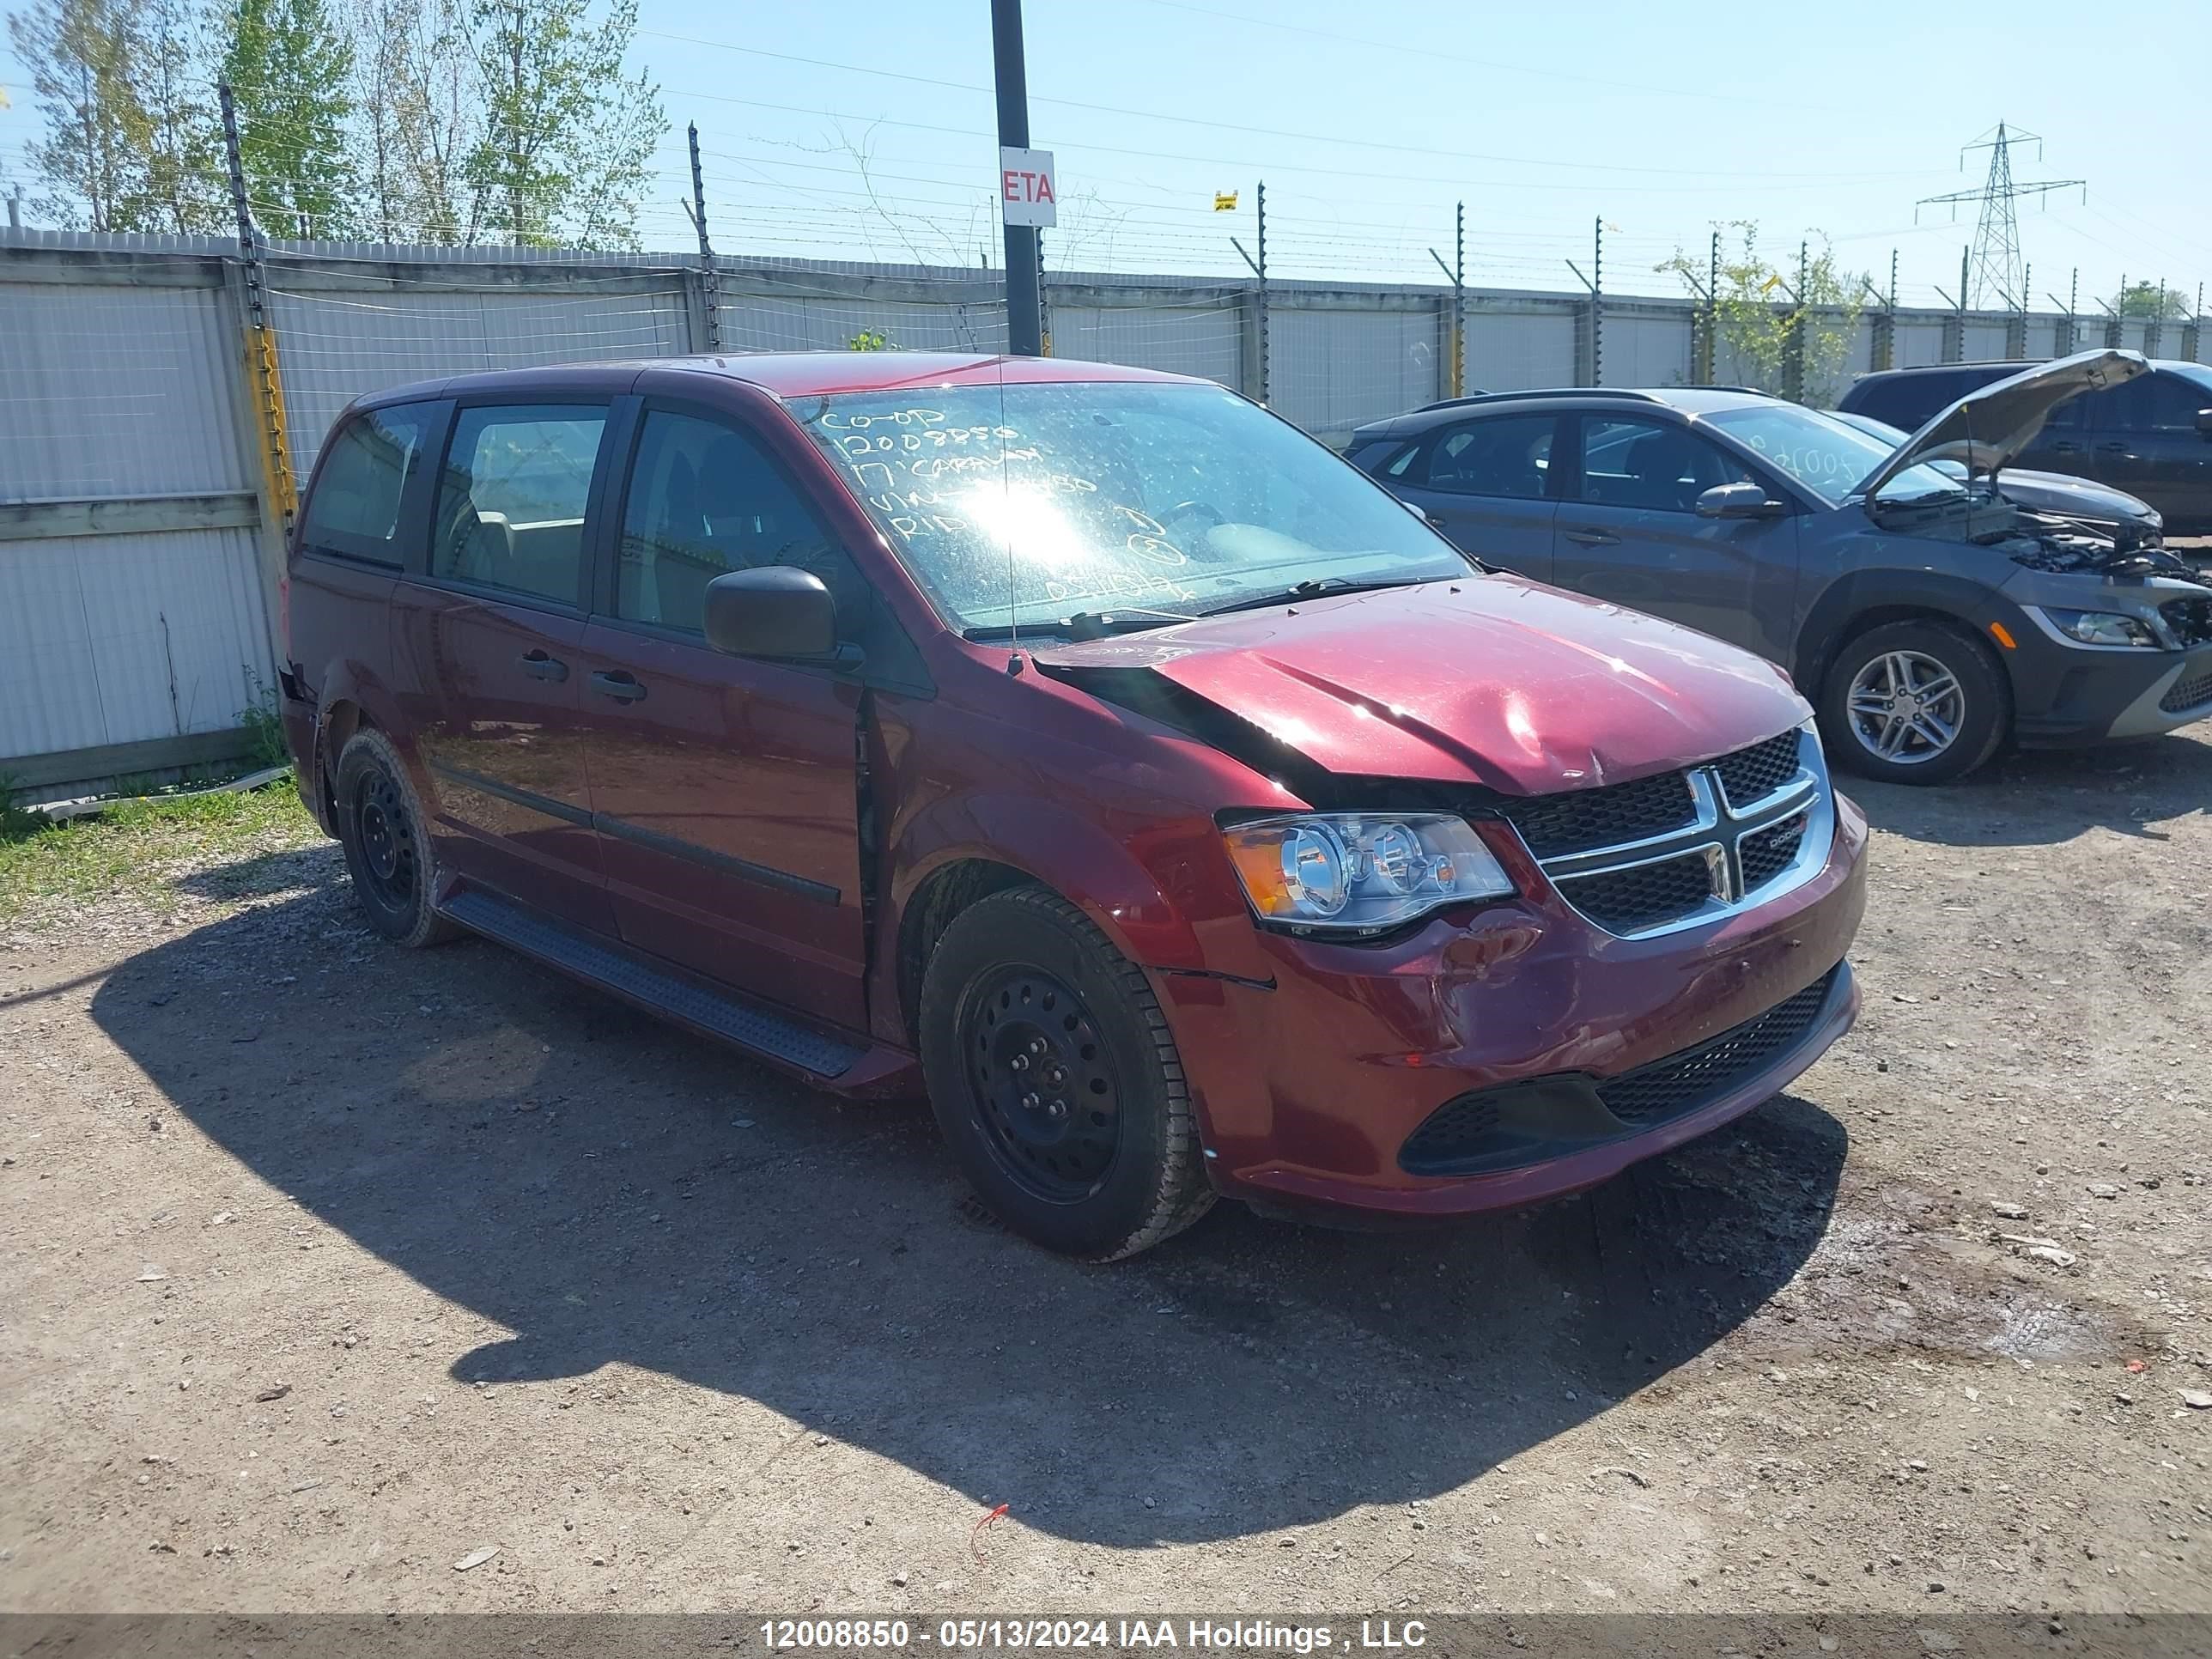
[332,728,459,947]
[1817,619,2008,786]
[917,885,1215,1261]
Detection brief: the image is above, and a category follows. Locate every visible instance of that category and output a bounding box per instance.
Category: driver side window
[1577,416,1750,514]
[618,411,866,637]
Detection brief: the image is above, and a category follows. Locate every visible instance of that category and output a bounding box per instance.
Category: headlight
[1220,812,1513,933]
[2043,607,2160,648]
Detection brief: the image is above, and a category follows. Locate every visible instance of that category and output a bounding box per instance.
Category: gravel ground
[3,732,2210,1620]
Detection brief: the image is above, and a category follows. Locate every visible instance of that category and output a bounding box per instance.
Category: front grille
[1739,812,1808,891]
[1497,768,1695,860]
[1713,730,1802,808]
[1555,853,1715,933]
[1597,970,1838,1125]
[2160,668,2212,714]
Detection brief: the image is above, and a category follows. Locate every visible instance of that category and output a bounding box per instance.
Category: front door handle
[1562,527,1621,547]
[2049,441,2083,453]
[590,670,647,703]
[2097,442,2134,456]
[518,650,568,682]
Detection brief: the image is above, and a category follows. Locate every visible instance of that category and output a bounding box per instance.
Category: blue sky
[3,0,2207,313]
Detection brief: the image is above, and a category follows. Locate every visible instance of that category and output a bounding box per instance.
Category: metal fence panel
[0,281,247,498]
[1467,307,1577,392]
[1897,319,1948,367]
[268,282,692,474]
[1268,305,1444,441]
[1963,321,2009,360]
[1048,299,1244,389]
[1605,312,1693,388]
[720,291,1009,356]
[0,525,270,760]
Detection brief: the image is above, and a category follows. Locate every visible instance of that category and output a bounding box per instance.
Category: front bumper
[1156,793,1869,1218]
[1998,578,2212,746]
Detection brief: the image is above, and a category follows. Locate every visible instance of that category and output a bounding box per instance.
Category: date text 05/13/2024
[760,1620,1431,1651]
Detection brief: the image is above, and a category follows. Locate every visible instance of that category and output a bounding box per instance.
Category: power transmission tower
[1915,123,2083,310]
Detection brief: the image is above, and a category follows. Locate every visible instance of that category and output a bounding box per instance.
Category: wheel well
[896,858,1032,1044]
[318,701,370,822]
[1807,606,1998,694]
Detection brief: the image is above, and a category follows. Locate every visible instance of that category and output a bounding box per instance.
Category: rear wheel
[333,728,459,947]
[1818,619,2008,785]
[918,886,1213,1261]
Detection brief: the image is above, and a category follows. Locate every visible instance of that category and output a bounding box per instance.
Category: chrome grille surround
[1524,727,1833,940]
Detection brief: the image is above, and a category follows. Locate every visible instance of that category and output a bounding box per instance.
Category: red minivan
[278,353,1868,1259]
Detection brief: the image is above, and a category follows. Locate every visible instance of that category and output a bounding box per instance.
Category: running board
[439,887,866,1080]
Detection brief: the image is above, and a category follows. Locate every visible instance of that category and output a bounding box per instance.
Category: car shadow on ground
[1844,731,2212,848]
[93,885,1846,1547]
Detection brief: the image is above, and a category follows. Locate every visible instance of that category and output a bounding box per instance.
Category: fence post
[2184,284,2203,363]
[1940,247,1968,362]
[2144,279,2166,358]
[1427,204,1464,398]
[1782,240,1808,403]
[1231,184,1268,402]
[219,82,298,659]
[686,123,721,354]
[1870,252,1897,372]
[2106,275,2125,349]
[2006,262,2029,359]
[1566,218,1601,386]
[1695,228,1718,383]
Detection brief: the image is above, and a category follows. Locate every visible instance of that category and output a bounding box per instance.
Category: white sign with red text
[998,147,1058,228]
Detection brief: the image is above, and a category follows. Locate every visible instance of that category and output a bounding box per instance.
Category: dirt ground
[3,731,2210,1621]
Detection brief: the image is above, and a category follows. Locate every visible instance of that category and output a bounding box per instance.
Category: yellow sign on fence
[1213,191,1239,212]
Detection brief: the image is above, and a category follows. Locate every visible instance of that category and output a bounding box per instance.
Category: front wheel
[1817,620,2008,786]
[917,886,1214,1261]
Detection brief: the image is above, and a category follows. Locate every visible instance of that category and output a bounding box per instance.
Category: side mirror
[1399,495,1448,531]
[2195,408,2212,438]
[1695,482,1786,520]
[702,566,838,660]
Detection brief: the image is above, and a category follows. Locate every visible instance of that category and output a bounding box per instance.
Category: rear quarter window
[301,404,436,566]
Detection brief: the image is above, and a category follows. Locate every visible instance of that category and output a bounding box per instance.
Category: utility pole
[1915,123,2084,311]
[990,0,1042,356]
[1231,183,1268,402]
[687,124,721,354]
[1428,202,1465,398]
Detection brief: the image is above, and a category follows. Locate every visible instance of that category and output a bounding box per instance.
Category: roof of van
[354,352,1203,410]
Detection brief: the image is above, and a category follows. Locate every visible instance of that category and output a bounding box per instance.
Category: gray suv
[1349,350,2212,784]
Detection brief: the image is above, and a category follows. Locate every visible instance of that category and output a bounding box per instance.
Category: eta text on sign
[999,146,1057,228]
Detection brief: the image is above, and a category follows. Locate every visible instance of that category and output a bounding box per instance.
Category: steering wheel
[1163,499,1226,530]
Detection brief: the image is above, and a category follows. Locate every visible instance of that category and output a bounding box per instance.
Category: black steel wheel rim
[961,965,1124,1203]
[354,769,418,912]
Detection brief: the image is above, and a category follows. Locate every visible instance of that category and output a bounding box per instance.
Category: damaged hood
[1034,576,1808,796]
[1854,348,2149,501]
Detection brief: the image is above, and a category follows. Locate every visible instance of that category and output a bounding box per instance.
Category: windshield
[790,380,1471,632]
[1701,403,1963,508]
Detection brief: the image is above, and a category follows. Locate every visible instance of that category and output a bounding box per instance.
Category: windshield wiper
[961,605,1193,643]
[1195,575,1432,618]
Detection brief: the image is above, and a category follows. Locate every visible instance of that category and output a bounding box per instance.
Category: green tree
[2110,281,2189,323]
[463,0,660,248]
[8,0,149,228]
[1658,222,1868,407]
[5,0,223,232]
[222,0,358,239]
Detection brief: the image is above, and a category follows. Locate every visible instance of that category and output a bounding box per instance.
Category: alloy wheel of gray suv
[1819,620,2008,786]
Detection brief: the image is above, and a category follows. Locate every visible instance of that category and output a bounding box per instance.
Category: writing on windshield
[793,381,1461,629]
